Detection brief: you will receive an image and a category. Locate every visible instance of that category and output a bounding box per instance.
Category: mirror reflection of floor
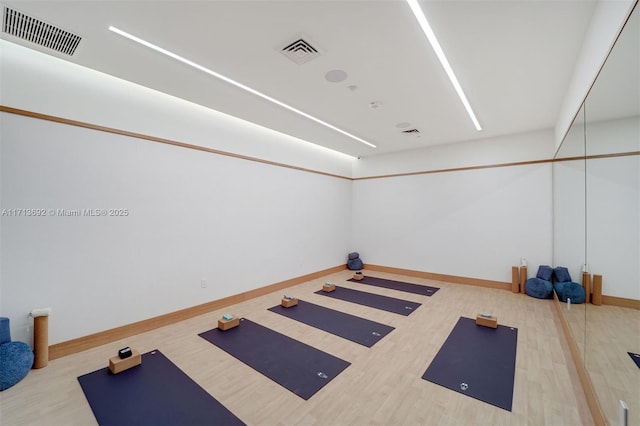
[564,300,586,360]
[585,304,640,426]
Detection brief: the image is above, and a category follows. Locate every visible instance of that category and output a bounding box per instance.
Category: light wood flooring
[1,270,594,425]
[583,304,639,426]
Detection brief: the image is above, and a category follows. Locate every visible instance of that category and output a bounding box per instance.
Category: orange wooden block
[281,298,298,307]
[476,314,498,328]
[218,317,239,330]
[109,349,141,374]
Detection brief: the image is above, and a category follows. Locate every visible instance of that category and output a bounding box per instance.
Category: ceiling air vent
[280,37,320,65]
[2,7,81,55]
[401,129,420,134]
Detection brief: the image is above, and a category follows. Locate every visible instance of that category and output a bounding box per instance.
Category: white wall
[555,0,636,148]
[352,162,553,283]
[586,116,640,299]
[0,41,352,345]
[351,130,555,283]
[553,159,587,283]
[553,116,640,299]
[0,40,354,178]
[586,155,640,299]
[353,129,555,179]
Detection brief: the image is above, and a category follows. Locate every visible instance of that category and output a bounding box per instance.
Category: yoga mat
[628,352,640,369]
[422,317,518,411]
[78,349,244,426]
[199,318,350,400]
[268,300,394,347]
[313,286,421,316]
[348,275,439,296]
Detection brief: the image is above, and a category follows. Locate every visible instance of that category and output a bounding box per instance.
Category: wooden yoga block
[109,349,141,374]
[218,316,240,331]
[511,267,519,294]
[582,272,591,304]
[476,314,498,329]
[592,275,603,306]
[322,284,335,292]
[281,297,298,308]
[519,266,527,294]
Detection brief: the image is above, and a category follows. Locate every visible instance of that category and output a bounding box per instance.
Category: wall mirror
[584,3,639,424]
[553,103,586,361]
[555,3,639,425]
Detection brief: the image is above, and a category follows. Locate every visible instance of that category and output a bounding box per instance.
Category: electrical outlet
[201,279,207,288]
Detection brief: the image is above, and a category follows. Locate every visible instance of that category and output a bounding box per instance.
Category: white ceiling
[0,0,598,158]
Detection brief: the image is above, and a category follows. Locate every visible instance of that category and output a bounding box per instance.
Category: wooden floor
[584,304,640,426]
[0,270,594,426]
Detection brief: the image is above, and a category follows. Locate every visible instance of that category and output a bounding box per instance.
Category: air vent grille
[2,7,81,55]
[401,129,420,134]
[281,37,320,65]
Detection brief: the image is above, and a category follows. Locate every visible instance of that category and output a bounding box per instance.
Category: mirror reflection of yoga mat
[628,352,640,369]
[348,275,439,296]
[78,349,244,426]
[314,286,421,316]
[422,317,518,411]
[199,318,350,400]
[268,299,394,347]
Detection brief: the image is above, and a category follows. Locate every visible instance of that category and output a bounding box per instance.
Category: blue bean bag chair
[553,267,585,304]
[347,252,363,270]
[537,265,553,281]
[555,282,586,304]
[553,266,572,283]
[0,317,34,391]
[524,265,554,299]
[525,277,553,299]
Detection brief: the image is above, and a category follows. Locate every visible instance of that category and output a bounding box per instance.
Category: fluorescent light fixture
[108,26,376,149]
[406,0,482,131]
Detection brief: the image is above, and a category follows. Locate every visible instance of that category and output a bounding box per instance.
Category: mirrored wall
[554,3,639,425]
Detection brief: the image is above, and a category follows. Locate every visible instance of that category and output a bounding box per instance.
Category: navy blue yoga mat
[348,275,439,296]
[628,352,640,369]
[268,299,394,347]
[199,318,350,400]
[313,286,421,316]
[422,317,518,411]
[78,349,244,426]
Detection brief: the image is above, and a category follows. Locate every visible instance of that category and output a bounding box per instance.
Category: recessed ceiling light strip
[108,26,376,149]
[406,0,482,131]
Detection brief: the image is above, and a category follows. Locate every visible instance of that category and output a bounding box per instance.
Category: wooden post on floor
[592,275,603,306]
[519,266,527,294]
[33,316,49,369]
[582,272,591,304]
[511,267,520,293]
